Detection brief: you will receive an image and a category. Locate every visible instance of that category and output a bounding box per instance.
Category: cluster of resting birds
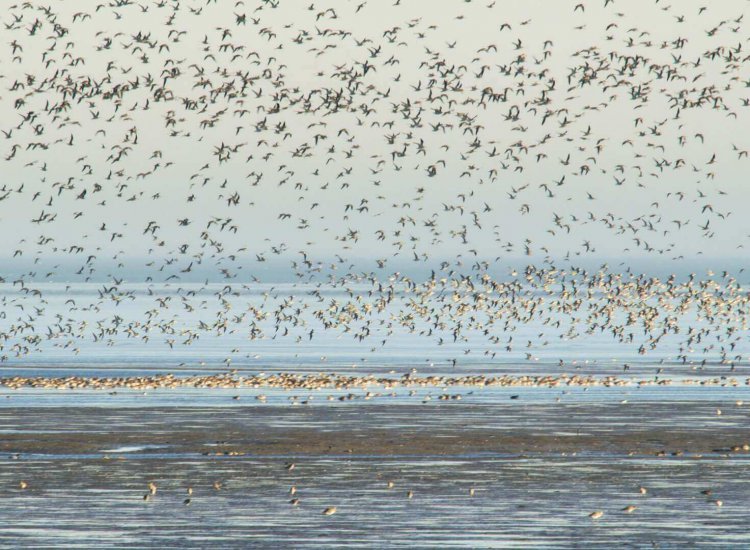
[1,0,750,371]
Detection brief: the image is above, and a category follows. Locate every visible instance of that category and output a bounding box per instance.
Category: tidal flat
[1,384,749,548]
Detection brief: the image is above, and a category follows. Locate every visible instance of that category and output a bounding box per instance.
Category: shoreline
[1,372,749,391]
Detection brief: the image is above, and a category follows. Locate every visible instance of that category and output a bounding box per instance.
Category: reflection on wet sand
[1,388,750,547]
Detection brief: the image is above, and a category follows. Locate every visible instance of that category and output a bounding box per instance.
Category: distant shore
[1,372,749,392]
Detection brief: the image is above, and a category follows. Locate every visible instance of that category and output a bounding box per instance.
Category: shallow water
[1,389,750,548]
[1,459,749,548]
[0,381,749,409]
[2,453,750,548]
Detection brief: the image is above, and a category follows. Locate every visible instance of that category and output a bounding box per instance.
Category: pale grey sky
[1,0,749,282]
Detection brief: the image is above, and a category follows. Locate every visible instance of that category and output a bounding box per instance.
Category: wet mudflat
[1,387,749,548]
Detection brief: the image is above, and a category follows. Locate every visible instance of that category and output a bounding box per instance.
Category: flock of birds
[1,0,750,368]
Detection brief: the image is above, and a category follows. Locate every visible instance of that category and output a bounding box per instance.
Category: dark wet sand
[1,401,748,457]
[2,399,750,548]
